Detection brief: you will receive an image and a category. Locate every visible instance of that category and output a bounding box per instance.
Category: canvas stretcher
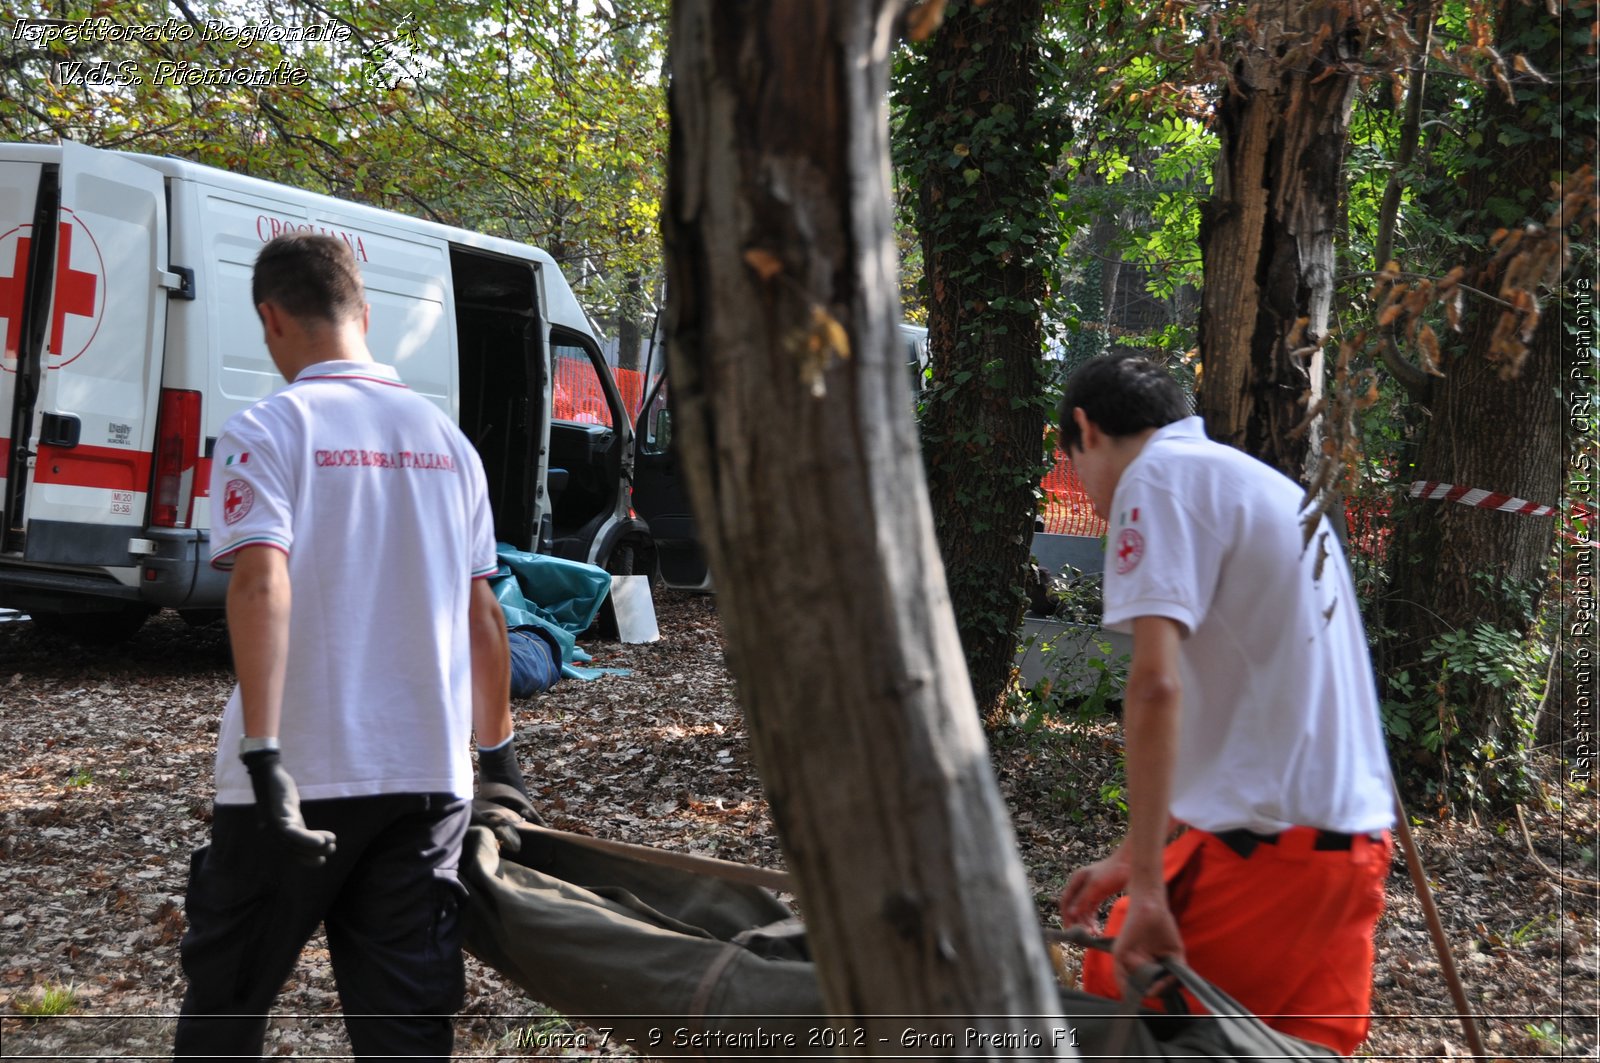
[459,794,1344,1061]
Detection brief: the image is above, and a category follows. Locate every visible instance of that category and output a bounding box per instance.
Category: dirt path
[1,595,1594,1059]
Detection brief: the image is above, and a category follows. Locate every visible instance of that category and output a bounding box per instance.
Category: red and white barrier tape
[1407,480,1599,547]
[1408,480,1556,517]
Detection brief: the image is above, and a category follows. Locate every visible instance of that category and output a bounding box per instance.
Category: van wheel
[592,538,657,639]
[590,548,630,640]
[605,538,659,588]
[29,605,157,645]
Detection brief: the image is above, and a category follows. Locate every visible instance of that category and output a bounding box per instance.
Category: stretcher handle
[1045,925,1187,1014]
[472,787,796,893]
[1047,924,1247,1015]
[1049,925,1351,1059]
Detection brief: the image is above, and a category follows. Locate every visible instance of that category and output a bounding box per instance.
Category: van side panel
[196,189,457,433]
[312,212,456,417]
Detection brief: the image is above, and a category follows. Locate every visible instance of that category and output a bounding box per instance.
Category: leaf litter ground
[0,593,1594,1060]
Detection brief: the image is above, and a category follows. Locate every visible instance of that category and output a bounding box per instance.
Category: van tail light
[151,388,201,528]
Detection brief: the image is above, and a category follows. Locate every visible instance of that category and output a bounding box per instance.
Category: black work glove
[474,737,544,852]
[476,736,532,802]
[470,795,526,854]
[241,748,338,866]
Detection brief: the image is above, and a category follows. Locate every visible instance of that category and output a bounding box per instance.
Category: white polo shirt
[208,360,497,805]
[1101,417,1393,834]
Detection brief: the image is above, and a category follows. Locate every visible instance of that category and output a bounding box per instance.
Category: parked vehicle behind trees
[631,322,930,592]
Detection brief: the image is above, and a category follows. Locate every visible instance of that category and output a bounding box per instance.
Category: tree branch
[1379,333,1432,402]
[1336,270,1522,311]
[1374,0,1438,270]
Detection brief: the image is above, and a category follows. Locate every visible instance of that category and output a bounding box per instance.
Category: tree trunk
[905,0,1058,716]
[662,0,1068,1048]
[1388,325,1563,641]
[618,271,644,374]
[1197,0,1360,479]
[1092,210,1123,346]
[1381,0,1582,805]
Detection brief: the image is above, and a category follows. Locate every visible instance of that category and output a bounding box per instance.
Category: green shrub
[13,982,79,1019]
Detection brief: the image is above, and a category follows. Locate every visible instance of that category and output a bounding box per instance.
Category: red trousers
[1082,826,1393,1055]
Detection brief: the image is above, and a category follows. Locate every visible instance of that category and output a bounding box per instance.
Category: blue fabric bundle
[489,544,625,688]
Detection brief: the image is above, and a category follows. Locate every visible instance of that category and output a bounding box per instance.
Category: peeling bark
[1198,0,1360,480]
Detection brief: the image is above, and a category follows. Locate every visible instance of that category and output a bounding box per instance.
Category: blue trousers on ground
[508,625,561,696]
[173,792,470,1061]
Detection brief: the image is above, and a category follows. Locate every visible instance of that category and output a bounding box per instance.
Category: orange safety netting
[553,356,645,425]
[1040,446,1107,537]
[1343,497,1391,564]
[1040,451,1398,564]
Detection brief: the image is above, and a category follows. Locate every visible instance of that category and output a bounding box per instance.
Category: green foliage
[1339,0,1595,292]
[1026,7,1213,394]
[1504,912,1558,947]
[1045,0,1215,294]
[13,982,80,1018]
[1,0,668,329]
[1030,563,1103,624]
[1522,1021,1566,1049]
[1378,572,1549,811]
[1003,626,1130,820]
[1098,781,1128,815]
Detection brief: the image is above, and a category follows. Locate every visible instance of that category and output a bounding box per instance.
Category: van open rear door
[13,141,172,567]
[1,153,50,550]
[630,336,710,591]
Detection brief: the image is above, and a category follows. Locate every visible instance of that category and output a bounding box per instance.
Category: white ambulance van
[1,140,648,641]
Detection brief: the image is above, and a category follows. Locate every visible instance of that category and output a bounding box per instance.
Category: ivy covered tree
[894,0,1068,717]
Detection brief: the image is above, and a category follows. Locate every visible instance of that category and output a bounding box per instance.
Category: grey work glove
[241,748,338,866]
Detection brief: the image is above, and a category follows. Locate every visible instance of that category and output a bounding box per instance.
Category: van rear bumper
[0,528,226,612]
[137,528,226,608]
[0,565,144,612]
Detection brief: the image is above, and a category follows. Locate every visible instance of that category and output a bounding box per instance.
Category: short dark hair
[252,233,365,324]
[1058,353,1191,452]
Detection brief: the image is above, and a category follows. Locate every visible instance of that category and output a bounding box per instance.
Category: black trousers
[173,792,470,1062]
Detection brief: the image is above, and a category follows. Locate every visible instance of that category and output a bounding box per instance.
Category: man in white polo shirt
[174,233,529,1060]
[1055,353,1394,1054]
